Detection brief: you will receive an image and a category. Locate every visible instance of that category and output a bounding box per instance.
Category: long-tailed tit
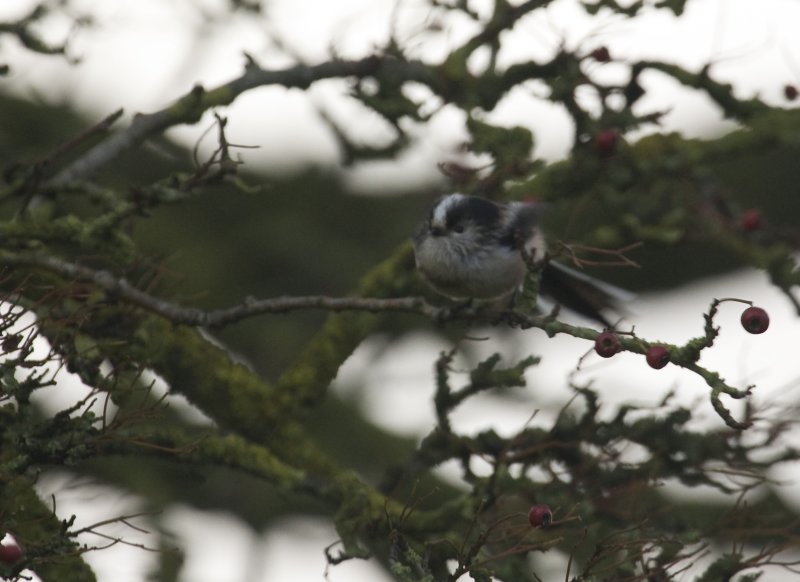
[412,193,627,326]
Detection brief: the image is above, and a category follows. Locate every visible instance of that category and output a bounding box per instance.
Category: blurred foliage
[1,1,800,581]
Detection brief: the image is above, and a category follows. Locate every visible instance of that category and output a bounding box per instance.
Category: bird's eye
[453,224,465,234]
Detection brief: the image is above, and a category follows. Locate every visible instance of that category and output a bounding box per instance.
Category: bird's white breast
[414,235,526,299]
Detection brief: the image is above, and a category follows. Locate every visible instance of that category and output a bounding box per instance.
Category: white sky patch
[1,0,797,189]
[2,1,800,580]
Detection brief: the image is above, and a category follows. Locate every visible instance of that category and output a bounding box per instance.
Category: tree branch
[1,250,435,325]
[2,249,755,429]
[47,56,434,187]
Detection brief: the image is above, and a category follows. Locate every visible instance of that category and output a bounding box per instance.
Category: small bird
[412,193,627,326]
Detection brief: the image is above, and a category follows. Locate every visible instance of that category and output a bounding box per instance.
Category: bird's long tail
[539,261,633,327]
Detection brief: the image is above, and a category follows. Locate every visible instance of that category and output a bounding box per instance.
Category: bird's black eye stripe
[446,196,501,231]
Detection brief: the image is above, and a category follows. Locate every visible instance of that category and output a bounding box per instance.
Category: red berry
[645,345,670,369]
[594,330,620,358]
[590,46,611,62]
[785,84,798,101]
[740,208,762,232]
[528,504,552,528]
[741,306,769,334]
[594,129,619,156]
[0,542,22,565]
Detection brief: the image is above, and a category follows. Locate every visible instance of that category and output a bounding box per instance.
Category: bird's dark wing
[540,261,632,327]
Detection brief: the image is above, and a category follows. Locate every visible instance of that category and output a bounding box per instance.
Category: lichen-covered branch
[1,1,799,580]
[1,246,764,429]
[48,56,435,186]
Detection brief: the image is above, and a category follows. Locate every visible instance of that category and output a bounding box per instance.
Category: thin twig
[2,250,757,429]
[46,56,432,187]
[2,250,436,325]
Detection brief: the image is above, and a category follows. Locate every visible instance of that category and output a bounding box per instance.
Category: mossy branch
[1,248,761,429]
[47,57,435,187]
[0,477,96,581]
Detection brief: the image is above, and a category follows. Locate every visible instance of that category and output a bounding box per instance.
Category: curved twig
[1,250,756,429]
[47,56,433,187]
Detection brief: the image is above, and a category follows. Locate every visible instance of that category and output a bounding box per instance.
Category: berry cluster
[594,304,769,367]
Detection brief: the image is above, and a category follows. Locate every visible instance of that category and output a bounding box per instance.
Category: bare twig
[41,110,124,173]
[1,250,436,325]
[556,241,643,269]
[0,3,85,59]
[47,56,433,187]
[1,250,759,429]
